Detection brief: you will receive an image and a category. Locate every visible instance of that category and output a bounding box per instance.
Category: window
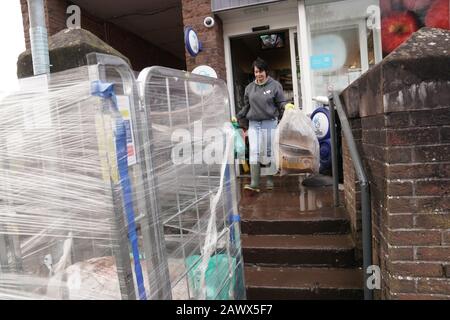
[305,0,381,98]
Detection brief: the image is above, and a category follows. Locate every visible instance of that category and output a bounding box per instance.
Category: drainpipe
[27,0,50,75]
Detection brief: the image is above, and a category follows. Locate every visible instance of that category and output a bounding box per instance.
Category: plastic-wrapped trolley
[0,53,245,300]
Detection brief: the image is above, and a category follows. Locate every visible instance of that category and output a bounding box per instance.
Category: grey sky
[0,1,25,99]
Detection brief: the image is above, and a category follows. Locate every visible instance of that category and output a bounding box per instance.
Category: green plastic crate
[185,254,236,300]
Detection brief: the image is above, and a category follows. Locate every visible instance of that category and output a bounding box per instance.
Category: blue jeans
[248,119,277,165]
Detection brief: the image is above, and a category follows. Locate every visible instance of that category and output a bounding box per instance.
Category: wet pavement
[239,175,345,220]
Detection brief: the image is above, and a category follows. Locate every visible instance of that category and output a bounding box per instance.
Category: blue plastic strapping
[92,80,147,300]
[230,214,241,223]
[91,80,118,107]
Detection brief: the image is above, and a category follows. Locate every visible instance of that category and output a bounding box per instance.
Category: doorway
[230,29,300,117]
[229,29,301,176]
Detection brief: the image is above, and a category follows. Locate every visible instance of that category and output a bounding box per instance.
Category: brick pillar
[20,0,31,49]
[20,0,68,50]
[341,27,450,300]
[181,0,226,80]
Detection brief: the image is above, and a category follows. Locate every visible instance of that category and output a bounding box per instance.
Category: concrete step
[241,206,350,235]
[239,176,345,215]
[245,265,364,300]
[242,234,356,267]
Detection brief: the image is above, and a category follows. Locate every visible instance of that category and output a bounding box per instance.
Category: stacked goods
[0,60,159,300]
[0,54,245,300]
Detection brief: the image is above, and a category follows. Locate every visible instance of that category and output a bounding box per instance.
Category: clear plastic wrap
[138,65,244,300]
[274,106,320,176]
[0,53,245,300]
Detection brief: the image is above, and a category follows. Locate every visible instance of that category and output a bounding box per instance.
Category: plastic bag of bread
[274,104,320,175]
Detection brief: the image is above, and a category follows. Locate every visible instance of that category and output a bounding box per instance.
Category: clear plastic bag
[274,106,320,176]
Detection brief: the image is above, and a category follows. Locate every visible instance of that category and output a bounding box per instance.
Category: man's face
[254,67,267,84]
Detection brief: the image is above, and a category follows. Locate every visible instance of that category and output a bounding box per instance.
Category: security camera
[204,16,215,28]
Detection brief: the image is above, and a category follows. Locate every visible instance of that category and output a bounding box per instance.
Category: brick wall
[20,0,31,49]
[79,9,185,71]
[181,0,226,80]
[45,0,68,38]
[21,0,74,50]
[342,120,362,262]
[384,109,450,299]
[20,0,185,71]
[341,28,450,299]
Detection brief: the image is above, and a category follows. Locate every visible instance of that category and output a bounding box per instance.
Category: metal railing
[329,92,373,301]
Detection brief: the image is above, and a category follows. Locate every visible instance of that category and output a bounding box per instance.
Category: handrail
[329,91,373,301]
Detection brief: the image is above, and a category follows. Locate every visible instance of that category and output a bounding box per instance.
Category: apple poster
[381,0,450,55]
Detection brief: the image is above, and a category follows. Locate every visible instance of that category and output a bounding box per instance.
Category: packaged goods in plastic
[0,53,245,300]
[274,106,320,175]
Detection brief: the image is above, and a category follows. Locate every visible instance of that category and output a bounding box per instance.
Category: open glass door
[229,29,299,177]
[289,28,302,109]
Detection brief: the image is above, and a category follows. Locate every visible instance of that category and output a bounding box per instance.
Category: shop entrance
[229,28,301,176]
[230,29,301,117]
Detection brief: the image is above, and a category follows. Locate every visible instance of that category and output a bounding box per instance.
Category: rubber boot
[244,164,260,193]
[266,175,274,190]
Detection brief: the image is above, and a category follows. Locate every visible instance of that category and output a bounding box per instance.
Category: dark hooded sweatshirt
[237,76,287,121]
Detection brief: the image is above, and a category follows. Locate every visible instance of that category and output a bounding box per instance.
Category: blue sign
[185,27,202,57]
[310,54,334,70]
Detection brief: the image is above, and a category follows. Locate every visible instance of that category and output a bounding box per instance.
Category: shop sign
[310,54,334,70]
[191,65,218,96]
[212,0,282,12]
[185,27,202,57]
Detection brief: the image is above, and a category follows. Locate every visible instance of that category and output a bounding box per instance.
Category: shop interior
[230,29,296,116]
[309,25,376,97]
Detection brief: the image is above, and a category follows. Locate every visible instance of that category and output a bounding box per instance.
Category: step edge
[242,246,355,250]
[241,218,350,223]
[242,237,355,244]
[245,285,364,290]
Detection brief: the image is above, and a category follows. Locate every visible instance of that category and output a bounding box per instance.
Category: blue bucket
[311,107,331,141]
[319,139,332,171]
